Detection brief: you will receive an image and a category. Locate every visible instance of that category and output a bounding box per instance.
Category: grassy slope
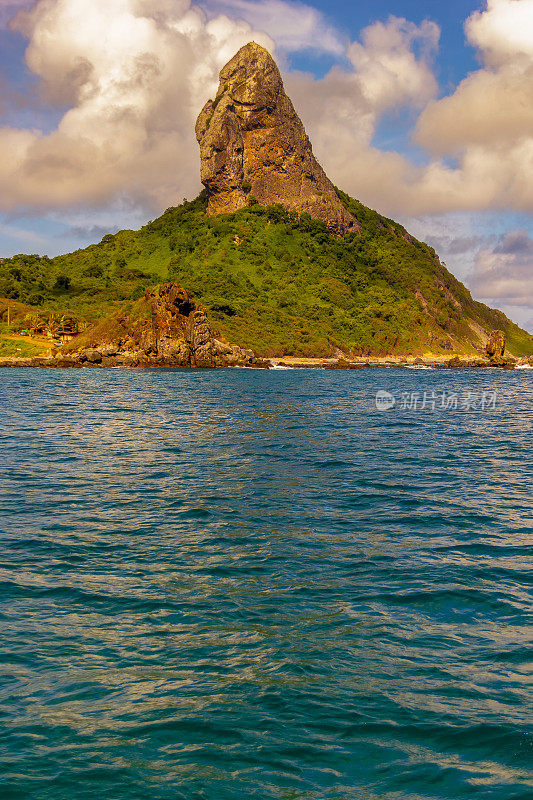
[1,192,531,357]
[0,300,51,357]
[0,336,48,358]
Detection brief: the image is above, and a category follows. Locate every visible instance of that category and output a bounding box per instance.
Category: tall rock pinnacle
[195,43,359,235]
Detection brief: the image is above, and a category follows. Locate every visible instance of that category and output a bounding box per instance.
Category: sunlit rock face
[485,329,506,359]
[195,42,359,235]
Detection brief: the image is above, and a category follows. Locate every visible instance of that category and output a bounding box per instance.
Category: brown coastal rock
[146,284,221,367]
[61,283,262,369]
[196,42,359,235]
[485,330,506,359]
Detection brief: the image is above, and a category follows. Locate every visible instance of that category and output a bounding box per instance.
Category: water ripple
[0,368,532,799]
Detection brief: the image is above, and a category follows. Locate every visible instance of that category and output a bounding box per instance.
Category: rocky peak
[196,42,359,235]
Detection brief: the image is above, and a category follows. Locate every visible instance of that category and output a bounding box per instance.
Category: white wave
[271,364,293,370]
[515,364,533,369]
[405,365,435,370]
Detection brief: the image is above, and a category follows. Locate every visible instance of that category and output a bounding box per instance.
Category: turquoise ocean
[0,367,531,799]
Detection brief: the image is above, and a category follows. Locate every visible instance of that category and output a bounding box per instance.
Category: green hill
[1,190,532,358]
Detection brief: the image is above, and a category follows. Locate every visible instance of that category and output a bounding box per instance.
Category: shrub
[54,274,71,291]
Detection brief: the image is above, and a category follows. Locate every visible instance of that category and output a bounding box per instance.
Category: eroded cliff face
[485,330,506,359]
[51,283,263,369]
[146,283,244,368]
[196,42,359,235]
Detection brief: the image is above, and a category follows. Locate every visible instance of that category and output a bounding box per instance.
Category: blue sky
[281,0,482,76]
[0,0,531,328]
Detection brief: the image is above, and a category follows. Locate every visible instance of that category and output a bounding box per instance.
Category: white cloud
[1,0,531,331]
[466,0,533,66]
[401,0,533,214]
[415,66,533,155]
[0,0,273,211]
[202,0,344,55]
[1,2,442,215]
[346,17,438,112]
[417,0,533,146]
[0,0,533,223]
[470,229,533,307]
[286,14,440,205]
[286,1,533,217]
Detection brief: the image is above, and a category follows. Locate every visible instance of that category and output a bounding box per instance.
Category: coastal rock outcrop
[145,283,255,367]
[59,282,264,369]
[196,42,359,235]
[485,330,506,359]
[482,329,516,367]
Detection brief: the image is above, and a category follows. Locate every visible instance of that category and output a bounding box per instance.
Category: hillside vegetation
[1,191,531,357]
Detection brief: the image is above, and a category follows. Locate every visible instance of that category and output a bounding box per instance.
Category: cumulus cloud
[286,15,440,199]
[0,0,273,211]
[0,0,533,221]
[470,229,533,307]
[406,0,533,213]
[290,1,533,217]
[0,1,442,215]
[415,66,533,155]
[416,0,533,155]
[465,0,533,66]
[346,17,439,112]
[203,0,344,55]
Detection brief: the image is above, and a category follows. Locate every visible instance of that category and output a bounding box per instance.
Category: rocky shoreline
[271,355,532,370]
[1,354,531,371]
[0,296,530,371]
[0,283,271,370]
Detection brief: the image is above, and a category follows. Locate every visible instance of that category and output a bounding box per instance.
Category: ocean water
[0,367,531,800]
